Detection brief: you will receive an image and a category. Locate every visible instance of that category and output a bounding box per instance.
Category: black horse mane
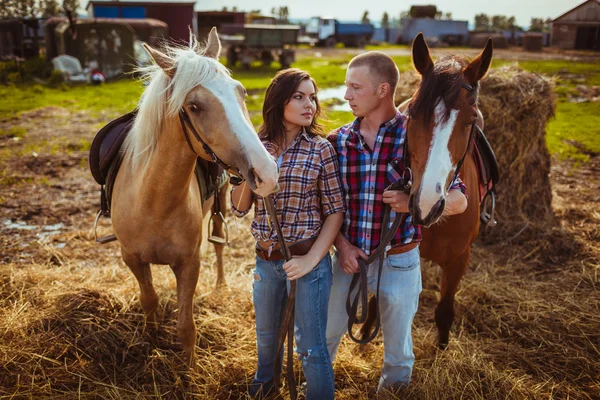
[409,55,479,126]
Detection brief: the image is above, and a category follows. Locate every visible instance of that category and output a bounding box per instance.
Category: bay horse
[405,33,493,349]
[110,28,279,364]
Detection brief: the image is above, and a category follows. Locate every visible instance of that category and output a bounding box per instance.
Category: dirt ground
[0,106,599,399]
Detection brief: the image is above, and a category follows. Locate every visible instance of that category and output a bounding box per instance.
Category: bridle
[179,107,245,183]
[404,81,477,194]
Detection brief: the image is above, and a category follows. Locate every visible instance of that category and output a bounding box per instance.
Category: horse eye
[189,103,200,113]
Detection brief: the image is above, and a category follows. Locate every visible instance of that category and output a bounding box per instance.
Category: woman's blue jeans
[249,253,334,400]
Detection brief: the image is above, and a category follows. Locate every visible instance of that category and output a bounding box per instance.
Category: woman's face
[283,79,317,131]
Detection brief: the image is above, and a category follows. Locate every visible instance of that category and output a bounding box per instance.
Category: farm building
[399,18,469,45]
[551,0,600,50]
[44,17,167,60]
[0,18,45,59]
[85,1,195,43]
[196,11,245,41]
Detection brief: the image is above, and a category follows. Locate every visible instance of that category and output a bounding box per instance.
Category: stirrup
[480,191,497,227]
[94,210,117,244]
[207,212,229,245]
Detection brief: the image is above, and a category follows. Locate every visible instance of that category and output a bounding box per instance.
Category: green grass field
[1,53,598,161]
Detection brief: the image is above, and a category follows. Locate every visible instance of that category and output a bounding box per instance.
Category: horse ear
[143,43,175,77]
[412,33,433,76]
[464,38,493,84]
[205,27,222,59]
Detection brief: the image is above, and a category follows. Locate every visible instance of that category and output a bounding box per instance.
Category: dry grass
[1,73,599,398]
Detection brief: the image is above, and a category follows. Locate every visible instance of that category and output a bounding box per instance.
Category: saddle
[472,125,499,226]
[89,110,227,243]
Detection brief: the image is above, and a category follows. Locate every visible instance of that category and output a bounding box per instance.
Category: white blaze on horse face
[203,78,278,197]
[418,101,458,217]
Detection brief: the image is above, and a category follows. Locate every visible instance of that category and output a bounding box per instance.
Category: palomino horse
[111,28,278,364]
[404,33,492,348]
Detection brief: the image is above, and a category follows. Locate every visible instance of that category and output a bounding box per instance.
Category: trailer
[221,24,300,69]
[305,16,374,47]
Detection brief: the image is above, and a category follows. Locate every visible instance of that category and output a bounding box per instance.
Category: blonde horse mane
[122,36,230,171]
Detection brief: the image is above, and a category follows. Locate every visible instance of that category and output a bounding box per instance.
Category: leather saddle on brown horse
[89,110,227,242]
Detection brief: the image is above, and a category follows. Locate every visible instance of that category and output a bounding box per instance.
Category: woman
[231,69,344,399]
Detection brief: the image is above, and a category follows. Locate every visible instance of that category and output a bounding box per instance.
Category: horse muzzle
[410,194,445,227]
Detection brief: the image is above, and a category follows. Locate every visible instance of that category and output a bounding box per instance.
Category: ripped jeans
[250,254,334,400]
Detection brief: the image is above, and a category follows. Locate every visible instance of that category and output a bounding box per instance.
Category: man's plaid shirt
[231,129,345,249]
[328,111,467,255]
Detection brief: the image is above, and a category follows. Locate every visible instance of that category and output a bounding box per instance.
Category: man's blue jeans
[326,247,422,392]
[249,253,335,400]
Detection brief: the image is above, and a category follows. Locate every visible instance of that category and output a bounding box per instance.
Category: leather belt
[386,242,419,256]
[255,237,317,261]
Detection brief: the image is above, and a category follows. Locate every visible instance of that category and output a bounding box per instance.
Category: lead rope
[263,195,297,400]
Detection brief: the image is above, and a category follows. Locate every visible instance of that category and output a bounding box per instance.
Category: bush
[23,56,53,79]
[47,69,65,87]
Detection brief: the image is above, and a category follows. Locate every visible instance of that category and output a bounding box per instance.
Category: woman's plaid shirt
[328,111,467,255]
[231,130,345,248]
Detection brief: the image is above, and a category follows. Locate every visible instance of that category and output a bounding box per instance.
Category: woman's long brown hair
[259,68,324,150]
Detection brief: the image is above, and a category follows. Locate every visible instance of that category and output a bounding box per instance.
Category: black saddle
[89,111,228,243]
[473,125,499,226]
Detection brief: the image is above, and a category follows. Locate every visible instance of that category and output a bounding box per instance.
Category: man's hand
[283,254,319,281]
[382,190,410,213]
[336,238,368,274]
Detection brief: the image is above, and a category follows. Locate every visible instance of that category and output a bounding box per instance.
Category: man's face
[344,65,381,117]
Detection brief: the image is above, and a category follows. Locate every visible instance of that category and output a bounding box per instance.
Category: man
[326,51,468,393]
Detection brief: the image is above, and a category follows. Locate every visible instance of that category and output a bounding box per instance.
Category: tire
[226,47,237,67]
[357,36,368,48]
[325,37,337,48]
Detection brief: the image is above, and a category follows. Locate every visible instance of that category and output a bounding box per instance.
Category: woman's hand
[283,254,319,281]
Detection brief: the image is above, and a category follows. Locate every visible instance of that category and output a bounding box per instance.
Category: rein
[263,195,298,400]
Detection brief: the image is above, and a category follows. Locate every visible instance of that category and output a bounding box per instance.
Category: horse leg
[171,257,201,366]
[211,186,228,287]
[435,250,470,350]
[121,247,159,329]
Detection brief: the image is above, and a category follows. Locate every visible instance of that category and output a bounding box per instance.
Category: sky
[194,0,582,28]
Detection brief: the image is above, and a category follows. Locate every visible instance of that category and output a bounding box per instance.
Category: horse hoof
[437,341,449,351]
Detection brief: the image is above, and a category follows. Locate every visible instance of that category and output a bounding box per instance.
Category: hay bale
[410,5,437,19]
[395,64,557,241]
[469,33,508,49]
[522,33,543,52]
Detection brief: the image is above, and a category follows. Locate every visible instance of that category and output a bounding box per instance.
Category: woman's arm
[230,181,253,217]
[282,211,343,281]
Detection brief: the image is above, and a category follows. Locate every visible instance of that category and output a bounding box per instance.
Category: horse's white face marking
[203,77,279,197]
[417,101,457,217]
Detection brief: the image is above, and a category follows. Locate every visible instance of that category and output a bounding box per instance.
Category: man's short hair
[348,51,400,95]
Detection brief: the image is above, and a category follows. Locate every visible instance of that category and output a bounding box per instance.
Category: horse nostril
[436,183,442,194]
[251,168,263,184]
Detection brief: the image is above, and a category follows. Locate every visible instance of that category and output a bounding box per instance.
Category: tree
[381,12,389,29]
[434,11,442,19]
[529,17,551,32]
[61,0,80,39]
[444,12,452,20]
[399,10,409,20]
[361,10,370,24]
[40,0,60,17]
[474,13,491,31]
[491,15,508,31]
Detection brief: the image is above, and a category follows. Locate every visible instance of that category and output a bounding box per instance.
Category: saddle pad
[89,110,137,185]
